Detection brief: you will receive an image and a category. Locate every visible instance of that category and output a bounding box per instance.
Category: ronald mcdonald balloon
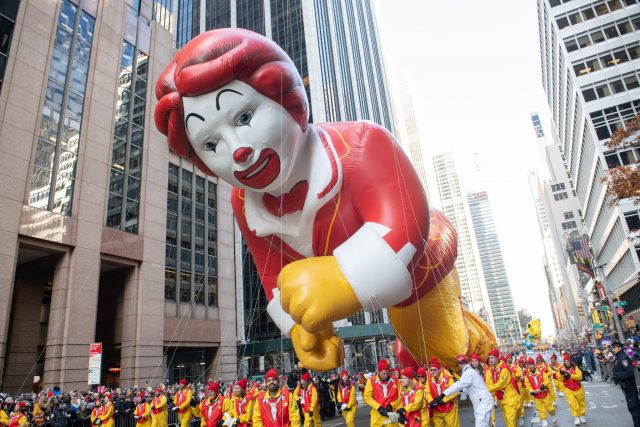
[155,28,497,370]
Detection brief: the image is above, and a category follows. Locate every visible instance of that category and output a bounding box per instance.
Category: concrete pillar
[2,269,45,394]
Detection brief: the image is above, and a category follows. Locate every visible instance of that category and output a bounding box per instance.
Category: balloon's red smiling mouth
[234,148,281,189]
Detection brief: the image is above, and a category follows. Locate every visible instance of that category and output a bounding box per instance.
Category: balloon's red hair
[154,29,309,175]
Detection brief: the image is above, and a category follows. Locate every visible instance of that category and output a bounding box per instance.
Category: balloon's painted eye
[236,110,254,126]
[203,139,218,152]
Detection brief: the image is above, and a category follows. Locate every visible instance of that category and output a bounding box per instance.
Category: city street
[324,379,635,426]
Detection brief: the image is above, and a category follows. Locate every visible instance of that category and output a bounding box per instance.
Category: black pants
[623,383,640,427]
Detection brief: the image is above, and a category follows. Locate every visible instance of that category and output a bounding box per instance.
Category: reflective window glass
[625,75,640,90]
[0,18,15,55]
[56,150,77,177]
[69,60,88,94]
[121,42,135,69]
[35,140,56,170]
[77,12,94,45]
[106,193,123,227]
[127,176,140,200]
[58,1,77,32]
[66,89,84,117]
[591,29,605,44]
[60,114,80,151]
[73,39,91,64]
[49,48,69,84]
[109,168,124,195]
[111,138,126,169]
[40,105,60,143]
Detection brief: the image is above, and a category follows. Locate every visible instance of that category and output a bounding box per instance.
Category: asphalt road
[320,378,636,426]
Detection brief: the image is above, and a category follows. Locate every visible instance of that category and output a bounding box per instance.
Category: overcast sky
[375,0,557,335]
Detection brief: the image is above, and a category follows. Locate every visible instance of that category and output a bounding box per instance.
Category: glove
[540,384,547,391]
[215,421,224,427]
[397,408,406,416]
[95,420,102,426]
[343,407,350,412]
[429,401,438,409]
[172,407,178,411]
[564,373,571,379]
[398,414,407,425]
[385,405,393,412]
[377,407,388,416]
[530,392,536,396]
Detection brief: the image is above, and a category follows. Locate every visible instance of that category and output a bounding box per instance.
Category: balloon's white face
[182,80,304,193]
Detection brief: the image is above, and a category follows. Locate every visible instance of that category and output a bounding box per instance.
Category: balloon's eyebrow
[185,113,205,133]
[216,88,243,110]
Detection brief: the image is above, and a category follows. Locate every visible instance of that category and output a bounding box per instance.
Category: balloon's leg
[389,269,498,367]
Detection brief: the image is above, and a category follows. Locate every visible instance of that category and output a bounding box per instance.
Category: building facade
[0,0,237,393]
[537,0,640,320]
[171,0,398,374]
[431,152,491,322]
[467,189,521,344]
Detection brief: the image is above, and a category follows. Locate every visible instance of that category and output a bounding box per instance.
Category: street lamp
[592,263,625,341]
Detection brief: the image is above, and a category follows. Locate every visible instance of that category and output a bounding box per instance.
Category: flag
[567,236,595,277]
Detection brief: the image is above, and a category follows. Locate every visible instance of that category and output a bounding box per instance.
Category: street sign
[88,342,102,385]
[616,307,625,315]
[598,306,608,312]
[614,301,628,307]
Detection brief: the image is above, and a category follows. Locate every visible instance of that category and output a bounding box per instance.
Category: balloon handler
[155,28,497,371]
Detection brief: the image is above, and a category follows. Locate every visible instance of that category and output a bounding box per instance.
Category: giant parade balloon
[155,28,497,371]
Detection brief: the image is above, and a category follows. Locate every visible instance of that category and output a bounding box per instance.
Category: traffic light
[577,304,585,316]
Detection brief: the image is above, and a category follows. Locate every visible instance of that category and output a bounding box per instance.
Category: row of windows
[153,0,173,32]
[165,163,218,307]
[554,191,569,201]
[564,13,640,53]
[605,147,640,168]
[549,0,576,7]
[237,0,264,34]
[556,0,635,30]
[314,0,340,122]
[28,0,95,216]
[562,220,577,230]
[590,99,640,140]
[551,182,566,192]
[205,0,230,31]
[176,0,200,48]
[582,69,640,103]
[572,42,640,76]
[564,211,575,219]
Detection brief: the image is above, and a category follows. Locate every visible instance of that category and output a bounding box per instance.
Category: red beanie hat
[265,369,279,381]
[235,378,247,390]
[430,359,441,369]
[469,353,481,362]
[550,354,557,360]
[377,359,390,372]
[300,372,311,381]
[401,368,414,379]
[536,354,544,361]
[207,382,219,393]
[416,367,427,376]
[563,354,572,362]
[180,378,188,386]
[488,349,500,358]
[506,354,513,361]
[340,370,348,377]
[456,354,469,364]
[527,357,535,365]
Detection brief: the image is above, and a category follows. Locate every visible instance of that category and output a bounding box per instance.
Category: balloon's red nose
[233,147,253,164]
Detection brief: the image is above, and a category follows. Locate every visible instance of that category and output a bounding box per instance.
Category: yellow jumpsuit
[427,372,459,427]
[8,414,28,427]
[561,366,586,417]
[134,402,152,427]
[0,410,8,427]
[294,384,322,427]
[100,402,115,427]
[336,382,357,427]
[549,363,564,396]
[509,363,525,419]
[151,395,169,427]
[524,369,555,421]
[485,362,519,427]
[397,384,424,427]
[173,388,193,427]
[364,375,399,427]
[537,363,556,403]
[252,389,300,427]
[416,381,431,427]
[230,394,254,427]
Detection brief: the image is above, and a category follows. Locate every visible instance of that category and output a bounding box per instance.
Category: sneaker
[580,416,587,423]
[553,418,558,425]
[541,421,548,427]
[574,417,581,425]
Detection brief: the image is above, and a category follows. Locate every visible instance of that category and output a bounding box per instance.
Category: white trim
[267,289,295,336]
[334,222,415,312]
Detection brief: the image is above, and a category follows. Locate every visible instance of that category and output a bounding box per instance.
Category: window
[551,183,566,192]
[176,0,200,48]
[0,0,20,94]
[625,211,640,231]
[591,100,640,140]
[554,192,569,201]
[165,163,218,307]
[564,211,575,219]
[106,8,150,234]
[153,0,173,32]
[581,71,640,103]
[28,0,95,215]
[563,13,640,52]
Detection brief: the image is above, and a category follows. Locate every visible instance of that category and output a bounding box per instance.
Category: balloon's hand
[290,324,344,371]
[278,256,361,333]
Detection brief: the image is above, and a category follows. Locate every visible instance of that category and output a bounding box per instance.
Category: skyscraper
[431,152,490,321]
[467,189,521,343]
[537,0,640,314]
[395,73,429,193]
[172,0,398,373]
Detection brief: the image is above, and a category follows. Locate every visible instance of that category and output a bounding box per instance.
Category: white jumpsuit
[443,365,494,427]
